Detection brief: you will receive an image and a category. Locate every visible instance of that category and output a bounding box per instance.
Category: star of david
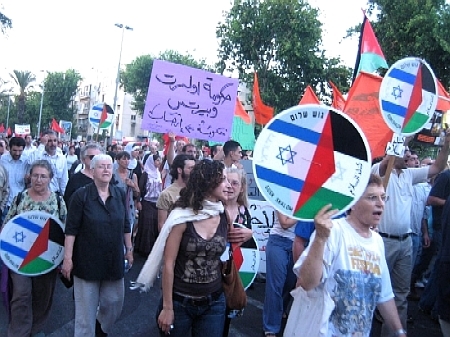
[329,160,346,183]
[276,145,297,165]
[13,231,26,243]
[391,85,403,99]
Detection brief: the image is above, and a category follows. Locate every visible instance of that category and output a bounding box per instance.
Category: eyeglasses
[31,174,50,180]
[96,164,113,170]
[365,195,389,203]
[230,181,241,187]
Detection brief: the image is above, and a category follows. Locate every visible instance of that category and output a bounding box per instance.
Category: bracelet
[126,246,133,252]
[394,328,407,336]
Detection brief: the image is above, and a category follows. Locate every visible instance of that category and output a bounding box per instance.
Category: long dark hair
[174,160,225,213]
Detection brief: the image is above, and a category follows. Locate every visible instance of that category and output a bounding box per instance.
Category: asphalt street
[0,254,444,336]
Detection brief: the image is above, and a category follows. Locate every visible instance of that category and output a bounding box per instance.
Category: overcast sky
[0,0,368,81]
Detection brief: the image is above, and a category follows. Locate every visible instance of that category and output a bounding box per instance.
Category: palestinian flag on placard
[253,105,371,220]
[379,57,437,135]
[352,13,389,83]
[0,211,65,276]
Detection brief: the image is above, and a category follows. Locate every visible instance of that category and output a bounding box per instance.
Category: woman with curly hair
[132,159,252,336]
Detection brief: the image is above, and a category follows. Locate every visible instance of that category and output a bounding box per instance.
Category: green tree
[43,69,81,125]
[0,11,12,34]
[121,50,212,115]
[216,0,351,113]
[365,0,450,87]
[9,70,35,124]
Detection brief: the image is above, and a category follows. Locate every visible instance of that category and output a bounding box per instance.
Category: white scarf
[131,200,224,291]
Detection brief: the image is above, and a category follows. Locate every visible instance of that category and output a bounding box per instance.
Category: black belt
[379,232,411,241]
[173,290,222,306]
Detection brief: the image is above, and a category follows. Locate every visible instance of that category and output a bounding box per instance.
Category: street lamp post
[6,95,11,130]
[109,23,133,145]
[37,81,44,138]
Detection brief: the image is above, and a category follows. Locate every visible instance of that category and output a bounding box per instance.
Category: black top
[429,169,450,230]
[65,183,131,280]
[63,171,93,206]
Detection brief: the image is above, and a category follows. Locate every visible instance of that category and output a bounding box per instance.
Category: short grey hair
[81,143,104,159]
[90,154,112,169]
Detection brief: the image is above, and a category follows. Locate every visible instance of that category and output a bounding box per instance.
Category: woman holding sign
[1,160,67,337]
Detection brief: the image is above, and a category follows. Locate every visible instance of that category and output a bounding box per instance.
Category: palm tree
[10,70,35,124]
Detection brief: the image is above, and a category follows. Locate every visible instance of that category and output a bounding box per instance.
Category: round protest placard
[221,237,260,290]
[379,57,438,136]
[0,211,65,276]
[252,104,372,221]
[89,103,114,130]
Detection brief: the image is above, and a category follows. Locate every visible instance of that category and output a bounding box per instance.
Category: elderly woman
[61,154,133,337]
[2,160,67,337]
[153,160,252,337]
[134,153,163,256]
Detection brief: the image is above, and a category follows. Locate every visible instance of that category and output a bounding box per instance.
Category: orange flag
[329,81,346,111]
[343,72,392,159]
[51,119,65,134]
[252,72,274,125]
[235,98,251,124]
[298,86,320,105]
[437,80,450,111]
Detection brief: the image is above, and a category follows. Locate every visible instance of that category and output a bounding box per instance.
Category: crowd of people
[0,129,450,337]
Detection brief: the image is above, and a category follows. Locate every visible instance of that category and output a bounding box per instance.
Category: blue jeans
[158,292,226,337]
[420,229,443,315]
[262,234,296,334]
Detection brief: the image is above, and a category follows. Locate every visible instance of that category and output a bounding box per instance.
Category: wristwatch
[394,328,407,336]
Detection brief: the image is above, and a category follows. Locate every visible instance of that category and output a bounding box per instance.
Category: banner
[15,124,31,136]
[142,60,238,142]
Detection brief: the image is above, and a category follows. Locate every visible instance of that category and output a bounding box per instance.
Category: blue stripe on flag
[381,100,407,118]
[268,120,320,145]
[389,68,416,85]
[255,165,304,190]
[13,217,42,234]
[0,240,27,258]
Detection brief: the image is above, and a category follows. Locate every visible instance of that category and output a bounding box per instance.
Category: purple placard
[142,60,239,141]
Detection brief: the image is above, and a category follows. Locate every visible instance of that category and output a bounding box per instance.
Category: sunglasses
[86,155,95,160]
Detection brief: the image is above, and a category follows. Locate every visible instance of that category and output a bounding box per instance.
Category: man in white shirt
[371,132,450,336]
[22,134,36,157]
[27,130,69,195]
[1,137,29,219]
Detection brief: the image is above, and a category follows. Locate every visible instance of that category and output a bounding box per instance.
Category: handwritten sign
[142,60,239,142]
[385,134,406,157]
[241,159,264,201]
[249,199,277,273]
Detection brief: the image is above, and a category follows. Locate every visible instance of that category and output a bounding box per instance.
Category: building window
[131,115,136,121]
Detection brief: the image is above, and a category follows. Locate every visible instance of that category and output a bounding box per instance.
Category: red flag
[329,81,346,111]
[162,133,189,156]
[298,86,320,105]
[252,72,274,125]
[235,98,251,124]
[99,103,108,127]
[343,72,392,159]
[6,127,11,137]
[437,80,450,111]
[51,119,65,134]
[0,124,5,133]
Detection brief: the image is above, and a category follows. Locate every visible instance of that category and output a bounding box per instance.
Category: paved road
[0,254,444,336]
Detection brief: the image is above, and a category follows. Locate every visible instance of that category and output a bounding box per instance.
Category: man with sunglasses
[64,143,103,206]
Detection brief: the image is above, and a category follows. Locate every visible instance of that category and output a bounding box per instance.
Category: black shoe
[95,320,108,337]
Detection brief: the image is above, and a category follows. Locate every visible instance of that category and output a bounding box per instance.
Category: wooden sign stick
[383,155,396,190]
